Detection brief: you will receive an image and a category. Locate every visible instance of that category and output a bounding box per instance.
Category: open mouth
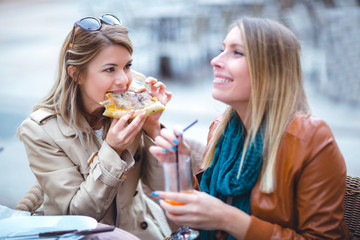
[106,89,126,94]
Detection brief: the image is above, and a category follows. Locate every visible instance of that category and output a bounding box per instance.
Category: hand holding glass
[163,154,199,240]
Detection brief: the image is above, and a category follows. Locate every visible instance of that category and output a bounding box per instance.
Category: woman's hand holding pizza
[105,110,147,156]
[146,77,172,105]
[102,76,171,155]
[142,77,172,139]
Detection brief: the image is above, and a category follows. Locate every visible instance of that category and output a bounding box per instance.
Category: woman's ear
[67,65,82,83]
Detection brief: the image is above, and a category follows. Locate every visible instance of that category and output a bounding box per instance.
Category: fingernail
[171,146,177,151]
[162,148,169,153]
[173,139,179,145]
[177,131,183,136]
[152,192,159,197]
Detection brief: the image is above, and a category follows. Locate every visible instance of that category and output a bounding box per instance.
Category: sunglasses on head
[69,14,122,48]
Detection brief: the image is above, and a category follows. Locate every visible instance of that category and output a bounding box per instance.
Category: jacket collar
[57,115,78,137]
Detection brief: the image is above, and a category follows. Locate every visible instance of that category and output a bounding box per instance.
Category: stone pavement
[0,0,359,209]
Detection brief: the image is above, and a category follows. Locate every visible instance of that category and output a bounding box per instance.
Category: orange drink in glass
[164,199,185,205]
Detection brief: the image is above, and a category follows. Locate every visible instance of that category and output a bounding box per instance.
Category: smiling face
[211,26,251,117]
[77,45,133,115]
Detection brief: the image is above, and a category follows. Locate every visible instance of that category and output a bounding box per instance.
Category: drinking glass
[163,153,199,240]
[129,69,149,91]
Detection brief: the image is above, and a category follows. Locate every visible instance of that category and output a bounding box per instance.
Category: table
[82,223,140,240]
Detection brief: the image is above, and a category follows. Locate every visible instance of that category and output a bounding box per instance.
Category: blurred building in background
[320,3,360,104]
[84,0,360,105]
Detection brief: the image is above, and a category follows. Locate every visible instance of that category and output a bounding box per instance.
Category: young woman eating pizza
[150,17,349,239]
[17,14,172,240]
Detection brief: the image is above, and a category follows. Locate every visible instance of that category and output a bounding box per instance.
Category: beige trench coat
[18,108,170,240]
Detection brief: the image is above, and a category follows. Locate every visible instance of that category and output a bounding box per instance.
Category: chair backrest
[345,175,360,239]
[15,182,43,215]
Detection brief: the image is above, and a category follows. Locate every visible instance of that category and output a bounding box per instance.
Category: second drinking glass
[163,154,199,240]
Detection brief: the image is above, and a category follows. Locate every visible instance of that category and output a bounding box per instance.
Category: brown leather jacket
[198,115,349,239]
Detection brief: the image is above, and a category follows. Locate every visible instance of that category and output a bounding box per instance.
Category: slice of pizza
[100,91,165,118]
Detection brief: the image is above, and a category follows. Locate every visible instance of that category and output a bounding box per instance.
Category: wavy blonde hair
[201,17,310,193]
[33,22,133,147]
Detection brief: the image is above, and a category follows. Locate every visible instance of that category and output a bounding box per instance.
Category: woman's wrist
[143,123,161,140]
[104,139,124,156]
[220,204,250,240]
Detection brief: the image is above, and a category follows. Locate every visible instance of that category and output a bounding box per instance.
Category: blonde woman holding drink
[150,17,349,239]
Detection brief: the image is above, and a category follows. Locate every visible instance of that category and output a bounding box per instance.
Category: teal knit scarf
[199,112,264,240]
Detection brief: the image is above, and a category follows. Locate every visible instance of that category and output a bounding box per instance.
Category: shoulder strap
[30,108,56,125]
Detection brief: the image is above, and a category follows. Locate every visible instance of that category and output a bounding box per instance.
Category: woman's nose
[114,70,129,86]
[210,53,225,69]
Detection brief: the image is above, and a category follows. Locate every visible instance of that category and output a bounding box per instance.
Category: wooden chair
[345,175,360,239]
[15,181,43,215]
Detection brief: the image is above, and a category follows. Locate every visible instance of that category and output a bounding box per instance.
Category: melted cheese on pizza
[106,92,156,110]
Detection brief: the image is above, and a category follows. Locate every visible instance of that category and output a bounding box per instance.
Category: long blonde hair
[33,22,133,147]
[202,17,310,193]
